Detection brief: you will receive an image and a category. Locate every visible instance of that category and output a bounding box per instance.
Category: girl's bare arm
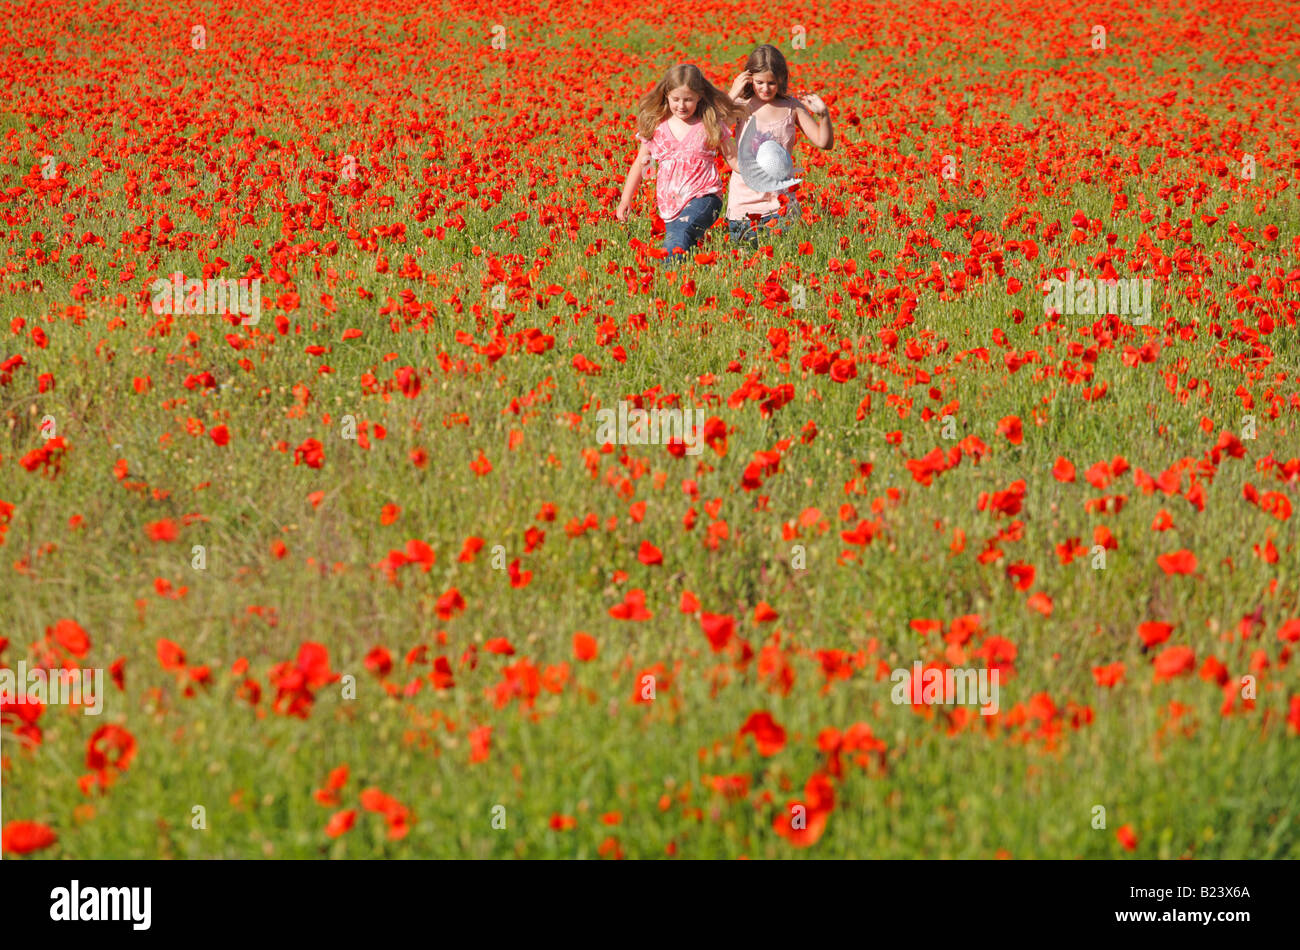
[720,128,740,173]
[791,94,834,150]
[616,142,652,220]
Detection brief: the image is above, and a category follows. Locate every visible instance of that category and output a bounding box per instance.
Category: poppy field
[2,0,1299,860]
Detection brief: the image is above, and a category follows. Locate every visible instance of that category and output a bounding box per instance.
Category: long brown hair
[636,64,742,150]
[737,44,790,101]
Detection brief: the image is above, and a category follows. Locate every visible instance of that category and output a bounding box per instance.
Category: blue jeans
[663,194,722,257]
[727,196,801,247]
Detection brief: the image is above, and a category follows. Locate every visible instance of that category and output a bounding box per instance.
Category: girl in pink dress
[616,65,742,258]
[726,45,834,246]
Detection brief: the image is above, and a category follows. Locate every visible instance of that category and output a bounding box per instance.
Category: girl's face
[750,70,780,102]
[666,85,700,120]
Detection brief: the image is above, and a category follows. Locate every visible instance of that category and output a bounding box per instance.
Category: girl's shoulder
[749,99,799,127]
[637,120,667,142]
[774,97,802,120]
[637,121,671,155]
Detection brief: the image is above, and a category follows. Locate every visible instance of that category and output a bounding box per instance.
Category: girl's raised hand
[798,92,827,116]
[729,70,752,99]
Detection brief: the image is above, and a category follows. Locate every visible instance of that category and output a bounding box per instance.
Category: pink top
[727,106,799,221]
[639,120,726,221]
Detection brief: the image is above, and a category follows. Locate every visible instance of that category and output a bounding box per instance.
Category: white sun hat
[737,116,802,194]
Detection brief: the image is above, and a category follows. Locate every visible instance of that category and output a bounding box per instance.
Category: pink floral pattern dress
[638,120,726,221]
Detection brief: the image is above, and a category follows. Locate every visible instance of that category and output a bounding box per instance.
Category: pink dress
[727,105,799,221]
[638,121,726,221]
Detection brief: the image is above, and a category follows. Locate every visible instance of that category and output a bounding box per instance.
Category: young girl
[726,44,834,246]
[616,64,743,258]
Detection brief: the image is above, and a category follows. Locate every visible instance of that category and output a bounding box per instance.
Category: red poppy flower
[1116,824,1138,851]
[269,642,340,717]
[314,764,350,806]
[1199,656,1229,685]
[145,519,179,542]
[2,820,57,855]
[364,646,392,677]
[573,632,598,661]
[436,588,467,620]
[359,787,411,840]
[1137,622,1174,648]
[609,588,653,621]
[157,638,187,671]
[1084,461,1112,490]
[50,619,91,658]
[1092,662,1125,687]
[1156,550,1197,575]
[404,539,436,571]
[507,558,532,588]
[293,438,325,468]
[996,415,1023,445]
[911,618,942,637]
[739,710,787,756]
[469,725,492,763]
[1052,457,1076,482]
[700,612,735,651]
[324,809,357,838]
[406,652,441,689]
[86,724,137,773]
[1153,645,1196,681]
[1006,561,1035,591]
[773,771,835,847]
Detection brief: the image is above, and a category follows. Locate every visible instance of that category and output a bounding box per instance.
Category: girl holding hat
[727,44,834,246]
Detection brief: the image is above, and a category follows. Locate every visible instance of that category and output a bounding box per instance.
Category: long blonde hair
[636,64,742,150]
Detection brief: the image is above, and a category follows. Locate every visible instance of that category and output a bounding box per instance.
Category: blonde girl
[617,64,743,257]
